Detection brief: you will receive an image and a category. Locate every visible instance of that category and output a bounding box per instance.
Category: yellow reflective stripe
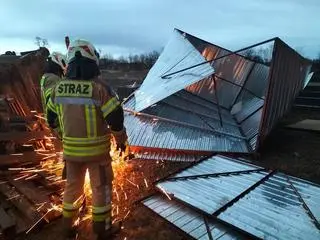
[57,104,65,134]
[92,215,111,222]
[63,210,76,218]
[45,88,52,98]
[63,137,107,145]
[63,144,107,157]
[63,202,78,211]
[92,106,97,137]
[85,105,91,137]
[92,205,111,214]
[85,105,97,138]
[47,98,56,112]
[64,136,107,142]
[40,76,46,88]
[101,97,120,118]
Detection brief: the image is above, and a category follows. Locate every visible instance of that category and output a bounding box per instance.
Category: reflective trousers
[62,159,113,231]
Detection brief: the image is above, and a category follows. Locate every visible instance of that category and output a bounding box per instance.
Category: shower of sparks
[5,123,165,237]
[144,178,149,188]
[158,185,172,200]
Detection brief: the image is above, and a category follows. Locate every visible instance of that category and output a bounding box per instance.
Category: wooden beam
[0,151,56,166]
[0,206,16,232]
[0,131,46,143]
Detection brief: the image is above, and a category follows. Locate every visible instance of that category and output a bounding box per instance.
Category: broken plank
[0,182,42,224]
[8,179,61,222]
[0,131,46,143]
[0,151,56,166]
[0,206,16,232]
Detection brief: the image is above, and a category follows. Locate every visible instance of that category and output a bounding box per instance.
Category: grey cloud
[0,0,319,57]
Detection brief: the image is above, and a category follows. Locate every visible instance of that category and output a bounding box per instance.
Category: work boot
[93,221,122,240]
[62,217,78,240]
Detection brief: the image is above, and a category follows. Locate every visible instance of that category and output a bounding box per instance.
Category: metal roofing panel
[240,108,263,150]
[133,150,204,162]
[157,171,269,214]
[234,97,264,123]
[125,112,249,153]
[143,97,242,137]
[143,194,243,240]
[259,39,312,143]
[173,155,261,178]
[134,29,214,112]
[218,173,320,240]
[242,63,269,98]
[288,176,320,222]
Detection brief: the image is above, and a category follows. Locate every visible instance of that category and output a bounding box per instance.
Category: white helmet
[49,52,67,71]
[67,39,99,65]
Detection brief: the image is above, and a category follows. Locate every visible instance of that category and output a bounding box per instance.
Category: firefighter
[40,52,66,115]
[46,39,127,239]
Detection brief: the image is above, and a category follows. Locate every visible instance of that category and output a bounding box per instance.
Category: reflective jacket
[40,73,61,115]
[46,78,121,161]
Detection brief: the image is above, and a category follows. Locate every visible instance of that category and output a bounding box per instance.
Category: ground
[23,106,320,240]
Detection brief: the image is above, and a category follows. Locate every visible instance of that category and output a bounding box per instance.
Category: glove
[62,160,66,180]
[111,128,128,155]
[53,127,62,140]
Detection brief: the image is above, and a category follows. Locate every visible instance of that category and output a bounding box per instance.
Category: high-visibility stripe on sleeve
[46,98,56,113]
[101,97,120,118]
[40,76,46,88]
[45,88,52,98]
[57,104,65,134]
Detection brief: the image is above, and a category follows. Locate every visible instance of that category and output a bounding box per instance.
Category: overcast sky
[0,0,319,58]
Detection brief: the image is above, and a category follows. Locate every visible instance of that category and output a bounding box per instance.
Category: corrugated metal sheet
[124,30,311,155]
[182,31,267,110]
[149,155,320,240]
[133,150,204,162]
[173,155,261,178]
[288,176,320,222]
[141,91,242,137]
[259,39,312,145]
[157,171,268,214]
[218,173,320,240]
[134,29,214,112]
[233,97,264,123]
[125,112,248,153]
[143,194,244,240]
[240,108,263,150]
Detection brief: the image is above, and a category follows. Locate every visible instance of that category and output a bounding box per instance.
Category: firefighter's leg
[88,158,114,238]
[62,161,86,237]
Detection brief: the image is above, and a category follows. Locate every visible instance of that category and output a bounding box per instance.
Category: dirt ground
[257,107,320,184]
[23,106,320,240]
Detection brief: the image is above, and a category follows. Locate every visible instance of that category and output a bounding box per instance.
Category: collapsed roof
[124,29,311,158]
[143,155,320,240]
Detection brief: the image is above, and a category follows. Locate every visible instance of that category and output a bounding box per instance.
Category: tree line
[99,50,161,70]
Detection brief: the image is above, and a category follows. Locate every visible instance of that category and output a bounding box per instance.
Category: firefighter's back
[52,78,114,161]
